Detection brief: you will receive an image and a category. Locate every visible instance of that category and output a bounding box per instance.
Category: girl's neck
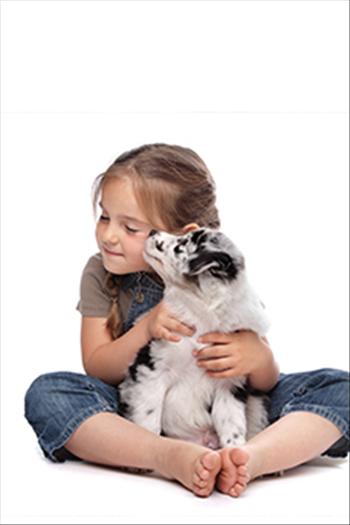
[142,269,164,286]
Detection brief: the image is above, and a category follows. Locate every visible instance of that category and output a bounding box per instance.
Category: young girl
[25,143,349,498]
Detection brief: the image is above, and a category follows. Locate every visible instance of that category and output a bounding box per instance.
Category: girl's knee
[25,372,61,415]
[24,371,86,423]
[321,368,349,381]
[320,368,349,397]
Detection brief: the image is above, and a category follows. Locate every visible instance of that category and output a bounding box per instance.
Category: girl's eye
[125,225,140,234]
[98,216,140,233]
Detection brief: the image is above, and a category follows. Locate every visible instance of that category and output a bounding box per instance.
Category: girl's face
[95,177,163,274]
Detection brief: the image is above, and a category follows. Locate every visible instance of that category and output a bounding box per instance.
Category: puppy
[118,228,270,448]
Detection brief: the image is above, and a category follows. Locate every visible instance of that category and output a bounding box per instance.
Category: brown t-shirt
[76,253,131,322]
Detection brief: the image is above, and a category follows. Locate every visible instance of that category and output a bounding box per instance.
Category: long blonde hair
[92,143,221,338]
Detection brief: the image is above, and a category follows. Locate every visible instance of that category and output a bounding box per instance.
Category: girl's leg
[216,368,350,497]
[24,371,221,497]
[217,411,342,497]
[64,411,221,497]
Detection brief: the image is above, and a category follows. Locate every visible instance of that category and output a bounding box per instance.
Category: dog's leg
[245,394,269,440]
[211,389,247,447]
[119,367,168,435]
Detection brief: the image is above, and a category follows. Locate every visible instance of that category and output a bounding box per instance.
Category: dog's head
[143,227,245,289]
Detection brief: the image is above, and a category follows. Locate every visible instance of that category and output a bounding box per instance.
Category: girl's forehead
[101,178,147,221]
[101,176,167,230]
[102,175,134,198]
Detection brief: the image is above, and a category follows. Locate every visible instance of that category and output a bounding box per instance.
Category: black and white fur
[118,228,270,449]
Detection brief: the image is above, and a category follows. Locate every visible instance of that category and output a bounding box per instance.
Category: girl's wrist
[246,334,272,374]
[139,311,153,344]
[248,345,279,391]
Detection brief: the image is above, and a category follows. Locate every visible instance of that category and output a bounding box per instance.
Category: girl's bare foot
[216,447,250,497]
[157,439,221,497]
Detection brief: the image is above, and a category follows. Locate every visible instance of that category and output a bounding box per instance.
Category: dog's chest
[150,337,202,377]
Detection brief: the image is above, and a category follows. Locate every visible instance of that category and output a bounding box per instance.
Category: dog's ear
[187,251,241,280]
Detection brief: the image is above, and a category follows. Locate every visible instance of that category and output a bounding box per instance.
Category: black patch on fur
[209,252,239,280]
[206,401,213,414]
[191,229,208,246]
[245,384,271,415]
[117,398,131,418]
[188,251,239,281]
[174,238,188,254]
[129,343,155,382]
[246,384,268,397]
[155,240,164,252]
[232,386,248,403]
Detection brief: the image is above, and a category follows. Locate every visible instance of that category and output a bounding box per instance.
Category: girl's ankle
[152,436,176,478]
[242,445,262,480]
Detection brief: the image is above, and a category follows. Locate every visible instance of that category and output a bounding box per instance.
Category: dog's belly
[149,337,221,448]
[160,369,220,448]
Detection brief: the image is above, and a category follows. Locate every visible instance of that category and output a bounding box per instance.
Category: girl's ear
[181,223,200,234]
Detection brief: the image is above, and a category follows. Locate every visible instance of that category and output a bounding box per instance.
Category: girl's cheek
[134,239,149,260]
[133,234,148,247]
[95,224,102,244]
[95,225,100,240]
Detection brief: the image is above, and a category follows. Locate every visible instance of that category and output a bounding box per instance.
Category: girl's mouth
[103,247,124,257]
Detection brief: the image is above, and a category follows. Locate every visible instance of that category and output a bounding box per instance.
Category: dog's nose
[148,229,158,237]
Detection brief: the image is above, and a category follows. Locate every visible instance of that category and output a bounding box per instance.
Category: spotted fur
[118,228,270,448]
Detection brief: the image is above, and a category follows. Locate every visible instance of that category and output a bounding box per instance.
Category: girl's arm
[246,337,280,392]
[81,301,195,385]
[81,313,152,385]
[193,331,280,392]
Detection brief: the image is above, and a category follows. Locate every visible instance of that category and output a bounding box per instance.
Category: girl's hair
[92,143,221,338]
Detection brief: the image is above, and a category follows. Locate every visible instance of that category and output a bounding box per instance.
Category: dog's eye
[174,245,184,254]
[174,238,189,254]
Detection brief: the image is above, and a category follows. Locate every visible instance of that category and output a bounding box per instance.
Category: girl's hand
[193,330,271,379]
[146,300,195,343]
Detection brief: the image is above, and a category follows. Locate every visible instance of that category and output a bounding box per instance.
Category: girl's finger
[197,357,232,371]
[207,368,236,379]
[194,345,229,360]
[198,332,233,344]
[169,319,195,337]
[162,327,182,342]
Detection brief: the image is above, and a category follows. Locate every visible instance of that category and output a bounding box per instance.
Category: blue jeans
[24,367,349,462]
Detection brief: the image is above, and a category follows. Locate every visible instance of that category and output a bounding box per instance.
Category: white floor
[2,419,349,525]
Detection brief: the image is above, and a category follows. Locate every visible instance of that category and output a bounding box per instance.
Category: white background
[1,1,349,524]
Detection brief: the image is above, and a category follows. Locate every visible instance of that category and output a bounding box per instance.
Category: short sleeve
[76,253,112,317]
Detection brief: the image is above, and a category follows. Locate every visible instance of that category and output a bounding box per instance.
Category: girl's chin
[102,257,150,275]
[101,256,125,273]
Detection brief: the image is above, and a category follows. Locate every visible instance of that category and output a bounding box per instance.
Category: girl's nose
[103,226,119,245]
[104,234,119,245]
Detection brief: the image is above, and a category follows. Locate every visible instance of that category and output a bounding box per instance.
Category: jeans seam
[280,402,350,440]
[41,403,117,461]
